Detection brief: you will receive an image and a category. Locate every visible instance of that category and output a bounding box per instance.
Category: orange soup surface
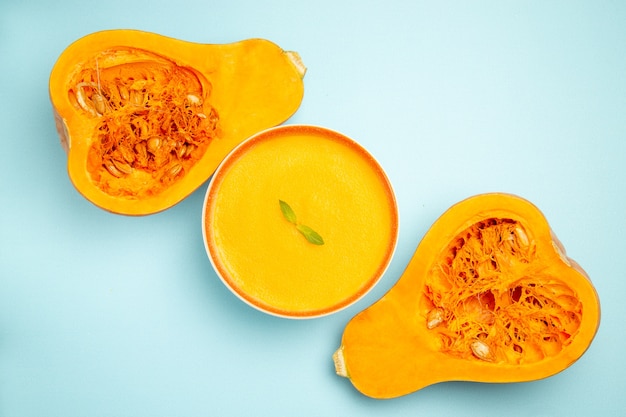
[203,125,398,317]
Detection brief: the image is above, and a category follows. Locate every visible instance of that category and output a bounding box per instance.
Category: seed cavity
[68,51,221,196]
[423,218,582,364]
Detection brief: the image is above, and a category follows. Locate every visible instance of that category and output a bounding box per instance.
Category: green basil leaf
[296,224,325,245]
[279,199,324,245]
[279,200,297,224]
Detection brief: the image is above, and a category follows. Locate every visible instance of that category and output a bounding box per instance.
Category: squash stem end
[285,51,306,78]
[333,346,348,378]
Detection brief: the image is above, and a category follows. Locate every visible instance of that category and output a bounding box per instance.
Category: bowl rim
[201,124,400,319]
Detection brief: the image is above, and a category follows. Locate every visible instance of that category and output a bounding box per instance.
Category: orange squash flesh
[49,29,305,215]
[334,193,600,398]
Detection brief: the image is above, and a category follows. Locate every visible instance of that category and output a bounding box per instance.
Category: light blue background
[1,1,625,416]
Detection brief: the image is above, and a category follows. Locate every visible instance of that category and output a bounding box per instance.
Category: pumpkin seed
[187,93,201,105]
[75,83,97,116]
[112,159,133,175]
[176,144,188,159]
[147,137,162,154]
[130,89,144,106]
[104,161,124,178]
[118,145,136,164]
[92,92,107,115]
[134,142,148,161]
[515,226,529,247]
[470,340,493,361]
[118,84,130,101]
[184,143,196,158]
[426,307,445,329]
[167,163,183,178]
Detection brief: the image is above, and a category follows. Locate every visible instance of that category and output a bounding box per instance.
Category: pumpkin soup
[202,125,398,318]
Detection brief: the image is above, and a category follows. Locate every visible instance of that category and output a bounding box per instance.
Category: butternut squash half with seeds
[333,193,600,399]
[49,30,305,215]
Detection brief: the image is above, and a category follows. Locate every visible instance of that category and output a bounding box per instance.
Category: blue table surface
[1,1,625,416]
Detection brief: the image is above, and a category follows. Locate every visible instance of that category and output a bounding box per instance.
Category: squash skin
[334,193,601,399]
[49,30,305,215]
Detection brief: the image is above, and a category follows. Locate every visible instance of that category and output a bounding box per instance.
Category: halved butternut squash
[49,29,305,215]
[334,193,600,398]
